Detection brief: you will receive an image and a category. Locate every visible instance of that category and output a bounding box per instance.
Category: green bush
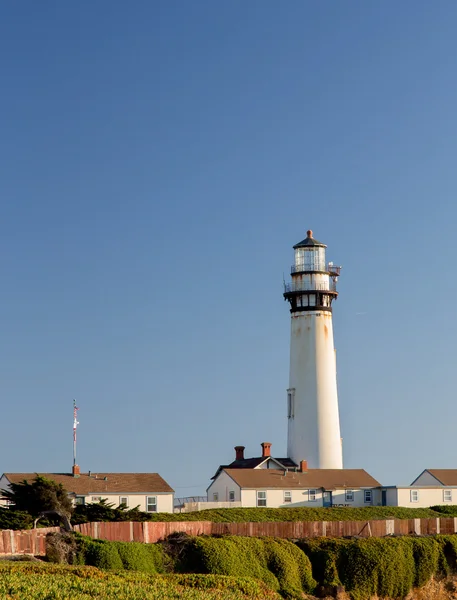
[299,535,457,600]
[332,538,414,600]
[431,505,457,516]
[405,537,441,587]
[181,535,315,599]
[436,534,457,574]
[83,539,124,570]
[297,538,350,587]
[114,541,166,573]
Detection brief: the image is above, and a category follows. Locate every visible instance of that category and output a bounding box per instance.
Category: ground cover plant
[0,561,281,600]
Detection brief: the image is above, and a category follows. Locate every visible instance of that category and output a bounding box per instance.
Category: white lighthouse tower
[284,230,343,469]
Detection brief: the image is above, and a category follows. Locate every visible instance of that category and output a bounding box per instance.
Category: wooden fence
[74,517,457,544]
[0,526,59,556]
[2,518,457,555]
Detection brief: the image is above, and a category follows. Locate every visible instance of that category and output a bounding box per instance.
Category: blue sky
[1,1,457,495]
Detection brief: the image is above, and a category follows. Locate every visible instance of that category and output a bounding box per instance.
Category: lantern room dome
[293,229,327,249]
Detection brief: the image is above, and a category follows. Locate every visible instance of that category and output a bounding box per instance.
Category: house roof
[422,470,457,486]
[222,468,381,490]
[2,473,174,495]
[211,456,297,480]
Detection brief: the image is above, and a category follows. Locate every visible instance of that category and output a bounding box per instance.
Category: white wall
[81,493,174,513]
[207,471,241,503]
[239,487,375,508]
[393,487,456,508]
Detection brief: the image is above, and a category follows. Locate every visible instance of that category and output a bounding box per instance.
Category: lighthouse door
[323,491,332,507]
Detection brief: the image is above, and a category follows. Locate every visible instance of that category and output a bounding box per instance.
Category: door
[323,491,332,507]
[381,490,387,506]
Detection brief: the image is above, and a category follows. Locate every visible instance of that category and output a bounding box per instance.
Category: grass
[153,505,441,522]
[0,561,281,599]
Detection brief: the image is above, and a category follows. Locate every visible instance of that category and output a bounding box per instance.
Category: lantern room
[292,230,327,273]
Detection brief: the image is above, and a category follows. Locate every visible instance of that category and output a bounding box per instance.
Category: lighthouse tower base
[287,311,343,469]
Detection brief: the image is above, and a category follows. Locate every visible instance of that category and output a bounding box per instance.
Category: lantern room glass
[295,247,326,271]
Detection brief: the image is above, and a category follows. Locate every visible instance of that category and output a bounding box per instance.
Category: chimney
[234,446,245,461]
[72,464,81,478]
[261,442,272,458]
[300,460,308,473]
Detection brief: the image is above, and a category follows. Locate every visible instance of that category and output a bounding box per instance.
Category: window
[146,496,157,512]
[410,490,419,503]
[308,489,317,502]
[91,496,102,502]
[444,490,452,502]
[345,490,354,502]
[284,491,292,503]
[364,490,372,504]
[257,491,267,507]
[119,497,128,507]
[213,493,219,502]
[75,497,85,506]
[287,389,295,418]
[229,491,235,502]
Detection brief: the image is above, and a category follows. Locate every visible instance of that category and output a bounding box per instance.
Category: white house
[379,469,457,508]
[0,466,174,513]
[208,465,381,508]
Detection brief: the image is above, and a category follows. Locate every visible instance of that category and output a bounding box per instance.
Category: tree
[2,475,73,530]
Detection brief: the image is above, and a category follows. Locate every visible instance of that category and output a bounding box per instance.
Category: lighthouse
[283,230,343,469]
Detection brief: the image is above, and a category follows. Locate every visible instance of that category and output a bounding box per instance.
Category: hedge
[47,532,457,600]
[71,536,167,574]
[298,535,457,600]
[179,535,316,599]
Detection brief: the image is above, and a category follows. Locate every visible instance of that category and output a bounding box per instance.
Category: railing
[284,281,337,293]
[291,264,341,275]
[174,496,207,507]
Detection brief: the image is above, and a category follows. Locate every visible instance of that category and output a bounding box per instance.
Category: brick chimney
[235,446,245,461]
[300,459,308,473]
[72,464,81,477]
[261,442,272,458]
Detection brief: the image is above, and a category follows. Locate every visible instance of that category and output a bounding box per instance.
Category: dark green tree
[2,475,73,530]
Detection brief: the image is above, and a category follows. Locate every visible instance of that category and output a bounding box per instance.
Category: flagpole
[73,399,79,467]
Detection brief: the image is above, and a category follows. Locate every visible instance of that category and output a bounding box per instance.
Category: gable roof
[2,473,174,495]
[222,468,381,490]
[211,456,297,480]
[419,470,457,486]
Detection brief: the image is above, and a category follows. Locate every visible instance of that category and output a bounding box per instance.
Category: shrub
[404,537,441,587]
[114,541,166,573]
[436,534,457,574]
[46,532,80,565]
[181,535,315,599]
[83,539,124,570]
[297,538,349,587]
[338,538,414,600]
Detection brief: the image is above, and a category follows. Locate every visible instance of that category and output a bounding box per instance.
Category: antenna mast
[73,399,80,467]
